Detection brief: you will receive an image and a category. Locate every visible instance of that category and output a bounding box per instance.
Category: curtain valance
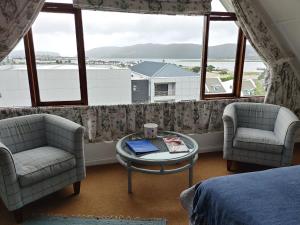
[0,0,44,62]
[0,97,263,143]
[73,0,212,15]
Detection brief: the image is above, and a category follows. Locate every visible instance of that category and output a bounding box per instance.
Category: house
[241,79,257,96]
[131,61,200,103]
[205,77,227,93]
[222,78,257,95]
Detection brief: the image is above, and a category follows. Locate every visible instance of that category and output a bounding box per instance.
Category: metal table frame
[116,131,199,193]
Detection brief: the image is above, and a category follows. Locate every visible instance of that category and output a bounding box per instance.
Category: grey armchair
[0,114,86,223]
[223,102,300,170]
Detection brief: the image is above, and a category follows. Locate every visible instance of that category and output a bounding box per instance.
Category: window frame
[20,3,254,107]
[24,2,88,106]
[200,12,247,100]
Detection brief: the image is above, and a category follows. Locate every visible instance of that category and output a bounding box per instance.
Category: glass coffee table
[116,131,198,193]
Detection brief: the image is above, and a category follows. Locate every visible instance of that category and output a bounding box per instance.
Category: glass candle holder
[144,123,158,139]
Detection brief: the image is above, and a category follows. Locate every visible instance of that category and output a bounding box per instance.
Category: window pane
[241,41,267,96]
[82,11,202,105]
[31,12,81,102]
[0,40,31,107]
[155,83,175,96]
[204,20,239,94]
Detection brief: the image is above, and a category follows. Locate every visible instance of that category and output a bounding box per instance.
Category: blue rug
[23,216,167,225]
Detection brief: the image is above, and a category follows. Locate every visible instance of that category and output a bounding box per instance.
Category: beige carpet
[1,145,300,225]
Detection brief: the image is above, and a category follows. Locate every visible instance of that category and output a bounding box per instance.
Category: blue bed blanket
[192,165,300,225]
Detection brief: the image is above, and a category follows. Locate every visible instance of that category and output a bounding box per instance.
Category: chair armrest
[0,143,22,211]
[284,121,300,149]
[222,104,237,135]
[44,114,85,157]
[222,104,237,159]
[274,107,300,146]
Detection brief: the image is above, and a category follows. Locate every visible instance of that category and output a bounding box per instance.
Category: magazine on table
[163,136,189,153]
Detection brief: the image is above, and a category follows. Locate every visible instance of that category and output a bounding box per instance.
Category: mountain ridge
[86,43,260,60]
[8,50,60,59]
[8,43,260,60]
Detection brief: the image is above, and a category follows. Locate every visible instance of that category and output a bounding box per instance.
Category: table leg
[128,168,132,194]
[189,166,193,187]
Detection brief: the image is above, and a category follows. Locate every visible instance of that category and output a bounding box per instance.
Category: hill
[86,43,260,60]
[8,50,60,59]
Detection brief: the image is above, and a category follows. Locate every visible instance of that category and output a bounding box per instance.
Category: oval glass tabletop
[116,131,198,163]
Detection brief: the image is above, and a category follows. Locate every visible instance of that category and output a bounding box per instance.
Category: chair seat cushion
[233,128,283,154]
[13,146,76,187]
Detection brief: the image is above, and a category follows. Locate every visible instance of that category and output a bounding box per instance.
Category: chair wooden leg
[73,181,81,195]
[227,160,233,171]
[13,208,23,224]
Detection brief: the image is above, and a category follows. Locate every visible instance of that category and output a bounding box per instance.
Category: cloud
[81,11,204,49]
[209,21,239,45]
[32,13,75,34]
[14,0,235,56]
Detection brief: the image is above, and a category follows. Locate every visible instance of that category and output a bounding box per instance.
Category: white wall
[37,69,81,101]
[150,76,200,103]
[84,130,300,166]
[0,67,31,107]
[87,68,131,105]
[0,65,132,106]
[84,131,224,166]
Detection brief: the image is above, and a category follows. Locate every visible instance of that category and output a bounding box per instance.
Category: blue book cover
[126,140,159,154]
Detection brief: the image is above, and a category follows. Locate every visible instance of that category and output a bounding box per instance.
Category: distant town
[0,43,266,107]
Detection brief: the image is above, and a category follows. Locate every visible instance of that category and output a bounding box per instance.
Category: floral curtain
[73,0,212,15]
[231,0,300,117]
[0,0,45,62]
[0,97,263,142]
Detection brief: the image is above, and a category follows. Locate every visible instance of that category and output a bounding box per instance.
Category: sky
[15,0,239,57]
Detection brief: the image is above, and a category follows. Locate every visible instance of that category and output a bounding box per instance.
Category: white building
[131,61,200,103]
[0,65,132,106]
[0,65,32,107]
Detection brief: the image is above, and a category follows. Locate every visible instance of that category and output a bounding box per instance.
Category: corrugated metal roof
[131,61,199,77]
[153,64,199,77]
[205,77,226,93]
[242,79,256,90]
[131,61,167,76]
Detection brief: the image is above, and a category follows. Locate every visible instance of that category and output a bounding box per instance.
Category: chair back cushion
[0,114,47,153]
[235,103,280,131]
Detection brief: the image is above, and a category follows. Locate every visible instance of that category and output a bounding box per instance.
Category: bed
[180,165,300,225]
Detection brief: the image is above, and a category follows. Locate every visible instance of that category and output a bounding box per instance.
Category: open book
[163,136,189,153]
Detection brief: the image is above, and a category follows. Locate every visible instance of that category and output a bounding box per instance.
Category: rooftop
[205,77,226,93]
[242,79,256,90]
[131,61,199,78]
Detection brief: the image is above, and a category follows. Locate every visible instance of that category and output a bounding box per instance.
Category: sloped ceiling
[257,0,300,63]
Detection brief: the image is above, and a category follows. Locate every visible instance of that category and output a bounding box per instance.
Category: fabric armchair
[44,115,86,180]
[223,103,300,170]
[0,114,86,223]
